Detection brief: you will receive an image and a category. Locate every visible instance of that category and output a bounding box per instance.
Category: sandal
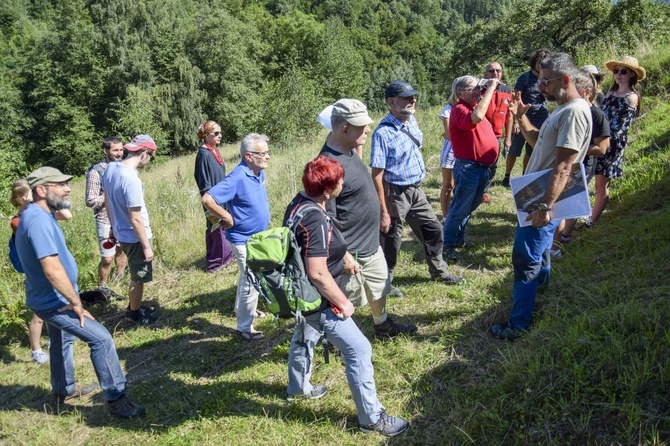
[559,233,571,243]
[236,330,265,341]
[254,310,267,319]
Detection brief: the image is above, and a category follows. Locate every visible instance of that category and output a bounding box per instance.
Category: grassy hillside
[1,96,669,444]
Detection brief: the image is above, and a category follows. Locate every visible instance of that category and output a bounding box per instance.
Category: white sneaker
[32,350,49,364]
[550,249,563,259]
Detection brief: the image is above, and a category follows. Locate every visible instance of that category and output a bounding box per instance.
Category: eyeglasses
[487,69,502,73]
[249,151,270,157]
[213,132,222,136]
[461,86,480,93]
[539,75,564,86]
[612,68,629,75]
[144,150,155,161]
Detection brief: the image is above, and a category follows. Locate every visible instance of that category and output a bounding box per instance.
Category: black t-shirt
[584,104,611,167]
[320,145,380,257]
[283,193,347,284]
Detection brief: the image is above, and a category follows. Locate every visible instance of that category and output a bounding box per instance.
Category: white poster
[510,164,591,227]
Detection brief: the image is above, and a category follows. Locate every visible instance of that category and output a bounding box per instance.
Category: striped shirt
[370,113,426,186]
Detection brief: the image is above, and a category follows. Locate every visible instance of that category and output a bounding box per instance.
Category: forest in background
[1,0,669,212]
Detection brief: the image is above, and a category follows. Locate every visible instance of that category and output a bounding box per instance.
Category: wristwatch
[537,202,552,212]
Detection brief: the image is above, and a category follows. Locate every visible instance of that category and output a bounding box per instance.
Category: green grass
[1,100,670,444]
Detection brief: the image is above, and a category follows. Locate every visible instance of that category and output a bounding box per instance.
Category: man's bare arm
[129,207,153,262]
[201,193,234,229]
[40,255,93,326]
[371,167,390,233]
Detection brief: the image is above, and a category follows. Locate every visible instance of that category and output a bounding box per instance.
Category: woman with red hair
[194,121,233,272]
[283,155,409,437]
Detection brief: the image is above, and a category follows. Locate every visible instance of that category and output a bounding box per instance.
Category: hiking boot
[482,193,491,203]
[434,272,465,285]
[490,323,521,341]
[501,176,511,188]
[286,385,327,402]
[387,285,404,298]
[53,382,100,404]
[108,395,146,419]
[374,317,417,339]
[32,350,49,364]
[125,306,157,325]
[359,410,409,437]
[442,247,460,262]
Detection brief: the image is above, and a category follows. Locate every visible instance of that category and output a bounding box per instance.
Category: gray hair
[540,52,578,78]
[450,75,479,103]
[330,115,348,131]
[240,133,270,157]
[574,72,596,102]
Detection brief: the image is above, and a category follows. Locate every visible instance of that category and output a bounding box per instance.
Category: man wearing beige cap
[319,99,417,339]
[102,134,158,325]
[15,166,145,418]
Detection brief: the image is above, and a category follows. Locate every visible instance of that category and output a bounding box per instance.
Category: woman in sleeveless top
[589,56,646,227]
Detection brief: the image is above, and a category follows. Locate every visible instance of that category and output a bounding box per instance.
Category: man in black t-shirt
[319,99,417,339]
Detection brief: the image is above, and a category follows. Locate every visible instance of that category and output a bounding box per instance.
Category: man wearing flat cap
[370,81,464,288]
[319,98,417,339]
[15,166,145,418]
[102,134,158,325]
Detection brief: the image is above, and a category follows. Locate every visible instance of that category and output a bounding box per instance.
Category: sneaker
[482,193,491,203]
[32,350,49,364]
[374,317,417,339]
[108,395,146,418]
[387,286,404,298]
[490,323,521,341]
[286,385,327,402]
[53,382,100,404]
[443,247,460,261]
[578,217,595,229]
[125,306,157,325]
[434,272,465,285]
[359,410,409,437]
[549,249,563,259]
[501,176,511,188]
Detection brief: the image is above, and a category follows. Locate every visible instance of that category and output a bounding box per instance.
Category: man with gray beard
[15,167,145,418]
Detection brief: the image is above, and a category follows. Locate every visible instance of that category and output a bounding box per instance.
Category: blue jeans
[288,308,384,425]
[34,306,127,401]
[443,159,493,247]
[508,221,559,330]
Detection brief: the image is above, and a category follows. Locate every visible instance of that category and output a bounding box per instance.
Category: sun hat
[124,134,157,152]
[604,56,646,81]
[27,167,73,188]
[331,99,374,127]
[385,81,419,99]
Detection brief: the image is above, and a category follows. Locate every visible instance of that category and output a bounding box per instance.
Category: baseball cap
[124,134,157,152]
[27,167,73,188]
[385,81,419,99]
[331,99,374,126]
[581,65,601,75]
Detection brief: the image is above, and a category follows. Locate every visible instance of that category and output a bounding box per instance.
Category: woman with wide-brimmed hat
[587,56,646,228]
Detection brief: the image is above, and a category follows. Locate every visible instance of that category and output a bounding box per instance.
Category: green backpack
[246,203,328,318]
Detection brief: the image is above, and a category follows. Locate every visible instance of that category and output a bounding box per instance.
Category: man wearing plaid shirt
[85,137,127,287]
[371,81,465,288]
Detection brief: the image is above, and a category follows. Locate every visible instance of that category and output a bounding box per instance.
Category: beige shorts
[340,246,391,307]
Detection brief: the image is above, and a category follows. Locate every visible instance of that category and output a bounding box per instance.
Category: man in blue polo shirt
[16,166,144,418]
[371,81,464,289]
[202,133,271,341]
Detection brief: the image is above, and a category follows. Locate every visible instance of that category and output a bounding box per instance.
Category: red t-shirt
[449,100,500,164]
[485,90,513,137]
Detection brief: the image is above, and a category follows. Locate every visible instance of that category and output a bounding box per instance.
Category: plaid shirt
[85,159,109,224]
[370,113,426,186]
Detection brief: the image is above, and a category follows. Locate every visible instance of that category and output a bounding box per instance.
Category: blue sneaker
[359,410,409,437]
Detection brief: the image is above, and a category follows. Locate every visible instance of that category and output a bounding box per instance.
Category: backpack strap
[377,121,421,149]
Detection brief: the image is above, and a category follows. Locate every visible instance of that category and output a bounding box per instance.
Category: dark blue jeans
[509,221,559,330]
[34,306,127,401]
[443,159,493,247]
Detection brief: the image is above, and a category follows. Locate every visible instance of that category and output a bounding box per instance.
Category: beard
[46,190,72,211]
[544,87,566,102]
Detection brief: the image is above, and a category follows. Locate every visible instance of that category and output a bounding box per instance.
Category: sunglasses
[213,132,222,136]
[612,68,629,75]
[539,75,563,86]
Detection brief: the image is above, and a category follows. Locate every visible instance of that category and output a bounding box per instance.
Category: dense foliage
[0,0,669,213]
